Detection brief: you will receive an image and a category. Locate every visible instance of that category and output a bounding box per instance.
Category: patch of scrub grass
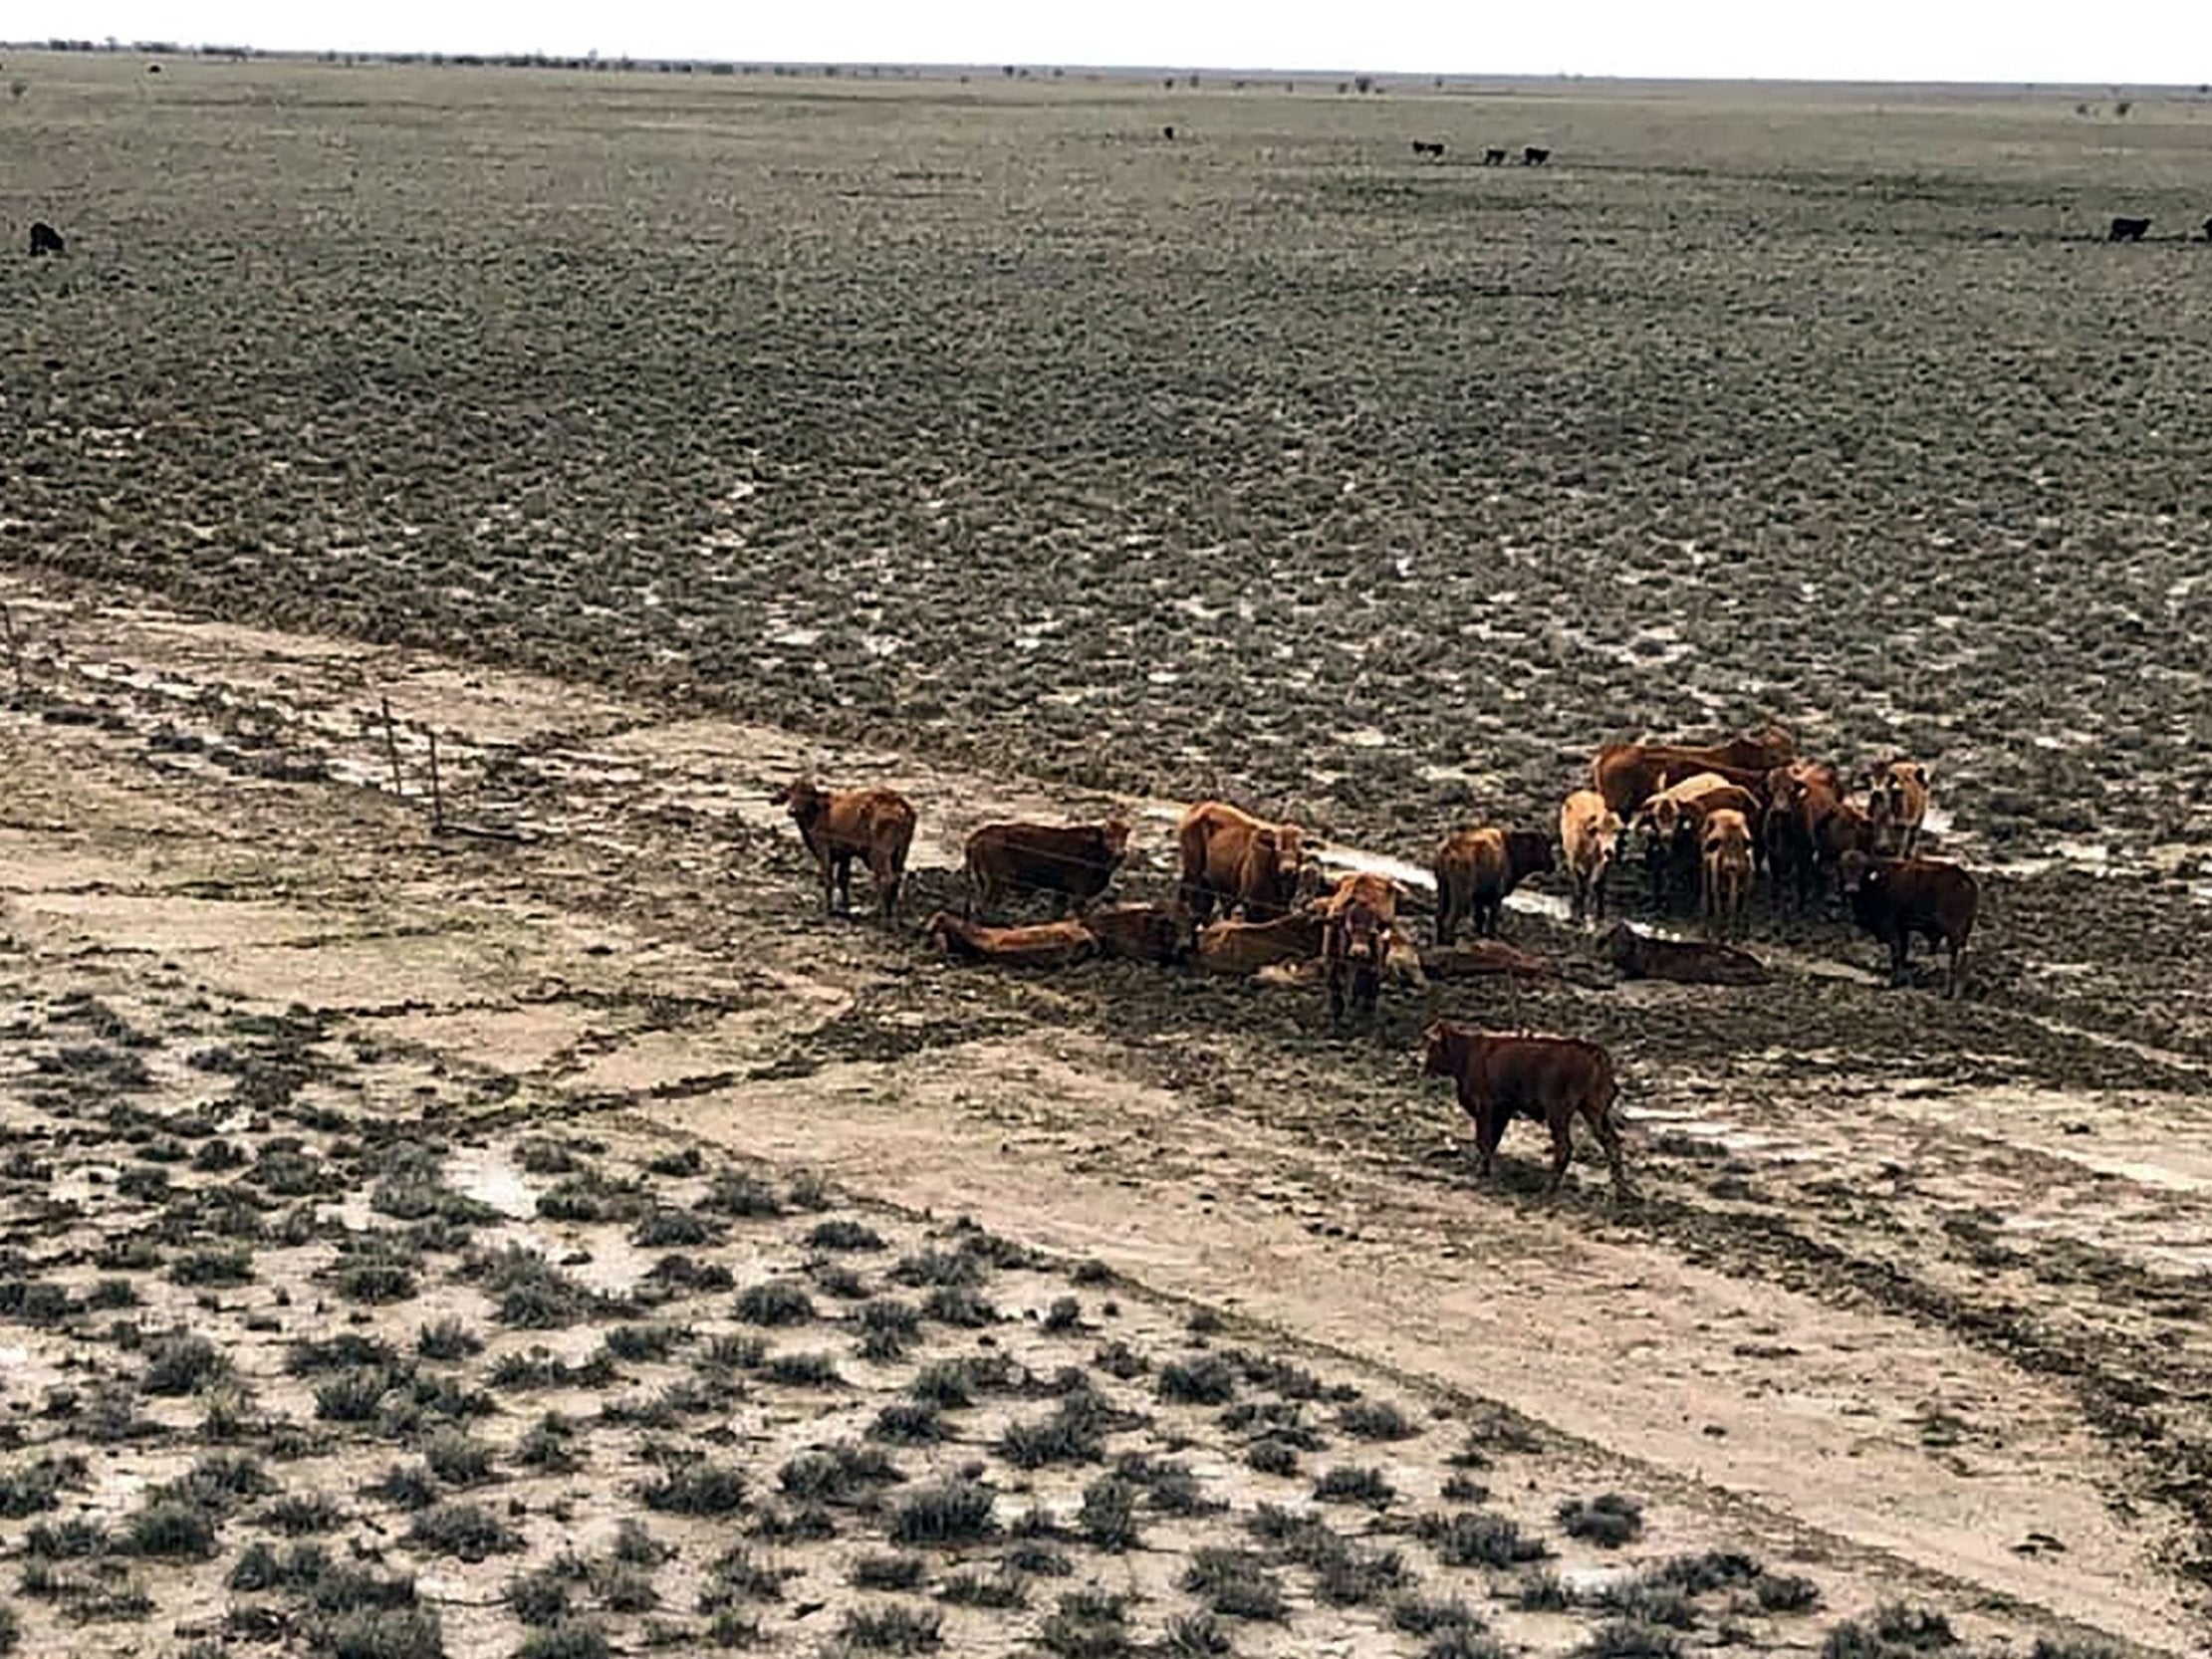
[1558,1492,1645,1548]
[407,1500,524,1561]
[888,1481,998,1548]
[1181,1547,1286,1621]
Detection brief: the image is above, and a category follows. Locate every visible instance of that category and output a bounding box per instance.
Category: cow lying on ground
[1086,901,1191,966]
[1422,939,1556,980]
[1861,760,1931,857]
[1559,789,1624,924]
[923,912,1098,969]
[1600,921,1770,986]
[2109,215,2151,242]
[773,778,916,922]
[1701,808,1753,927]
[1838,850,1977,998]
[1196,909,1325,975]
[1592,724,1795,814]
[1422,1022,1630,1196]
[1321,872,1400,1024]
[964,817,1129,919]
[1434,827,1553,943]
[29,221,64,257]
[1178,801,1306,923]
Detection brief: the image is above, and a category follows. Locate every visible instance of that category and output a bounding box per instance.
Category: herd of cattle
[769,726,1983,1195]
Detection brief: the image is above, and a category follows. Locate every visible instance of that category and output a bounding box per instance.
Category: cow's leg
[1887,928,1910,988]
[1468,1099,1506,1178]
[1326,961,1347,1026]
[1944,937,1963,1000]
[1436,898,1456,949]
[830,853,856,914]
[1546,1113,1575,1194]
[1591,869,1606,922]
[875,854,902,922]
[1592,1106,1630,1198]
[817,854,839,914]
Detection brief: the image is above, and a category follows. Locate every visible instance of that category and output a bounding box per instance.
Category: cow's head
[1420,1020,1462,1078]
[772,778,827,825]
[1100,818,1133,862]
[1643,797,1681,844]
[1338,901,1387,966]
[1836,849,1877,894]
[1274,824,1307,884]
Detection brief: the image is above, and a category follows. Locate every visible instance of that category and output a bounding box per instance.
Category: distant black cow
[1162,124,1175,141]
[2108,215,2151,242]
[2201,215,2212,242]
[1523,146,1552,165]
[28,221,63,257]
[1837,851,1978,999]
[1411,139,1445,158]
[1482,147,1507,165]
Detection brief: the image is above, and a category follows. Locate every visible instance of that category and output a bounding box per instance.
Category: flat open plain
[3,52,2212,1657]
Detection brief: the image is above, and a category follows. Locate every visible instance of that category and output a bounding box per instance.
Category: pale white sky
[9,2,2206,85]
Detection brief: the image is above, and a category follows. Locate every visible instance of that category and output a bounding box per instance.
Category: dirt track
[2,574,2204,1653]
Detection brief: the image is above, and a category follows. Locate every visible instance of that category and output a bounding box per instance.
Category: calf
[1422,1023,1629,1196]
[1631,773,1759,908]
[964,817,1129,919]
[1838,851,1978,998]
[923,912,1098,970]
[1700,807,1754,929]
[1196,910,1326,975]
[1086,901,1191,966]
[773,778,916,922]
[1862,760,1931,857]
[2109,215,2151,242]
[1599,921,1770,986]
[1434,827,1553,944]
[1178,801,1307,923]
[28,221,64,257]
[1559,789,1624,924]
[1321,871,1400,1024]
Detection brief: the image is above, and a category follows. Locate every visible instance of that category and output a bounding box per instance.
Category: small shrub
[921,1284,994,1327]
[812,1260,869,1300]
[700,1169,782,1218]
[124,1497,218,1558]
[1337,1398,1416,1441]
[852,1552,926,1591]
[1822,1604,1957,1658]
[780,1442,901,1505]
[603,1322,688,1362]
[422,1430,494,1486]
[1559,1493,1645,1548]
[1422,1633,1514,1659]
[838,1602,941,1652]
[1579,1621,1683,1659]
[699,1546,787,1607]
[890,1248,984,1289]
[408,1501,524,1561]
[642,1464,748,1516]
[1418,1510,1550,1568]
[323,1606,444,1659]
[1313,1465,1394,1508]
[1183,1547,1285,1620]
[518,1413,583,1474]
[810,1219,885,1252]
[1754,1572,1822,1613]
[1515,1568,1572,1610]
[1393,1592,1486,1635]
[735,1281,814,1326]
[1076,1475,1140,1551]
[509,1565,574,1626]
[316,1367,392,1423]
[1594,1579,1696,1629]
[869,1401,944,1444]
[1157,1354,1236,1405]
[939,1569,1027,1607]
[142,1332,230,1395]
[632,1207,722,1248]
[762,1349,841,1387]
[0,1454,84,1518]
[888,1481,997,1547]
[516,1620,611,1659]
[908,1355,1010,1408]
[1245,1439,1300,1477]
[415,1318,483,1361]
[1161,1612,1232,1656]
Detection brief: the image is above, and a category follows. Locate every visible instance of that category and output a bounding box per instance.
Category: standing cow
[1861,760,1931,857]
[964,818,1129,920]
[1422,1023,1630,1196]
[1433,827,1553,944]
[1838,851,1978,998]
[1560,789,1624,924]
[1177,801,1307,923]
[1700,807,1754,930]
[773,778,916,923]
[1321,871,1400,1025]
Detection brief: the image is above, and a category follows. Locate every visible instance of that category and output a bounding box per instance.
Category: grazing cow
[1482,147,1508,166]
[28,221,64,257]
[1177,801,1307,923]
[1631,773,1760,907]
[964,817,1129,920]
[1321,871,1400,1024]
[1086,901,1191,966]
[772,778,916,922]
[1411,139,1445,158]
[1195,909,1326,976]
[1560,789,1624,924]
[1434,827,1554,944]
[1862,760,1931,857]
[1599,921,1770,985]
[1838,851,1978,998]
[1523,146,1552,165]
[1421,1023,1629,1196]
[1162,124,1175,140]
[923,912,1098,970]
[1700,808,1754,928]
[1591,724,1796,815]
[2109,215,2151,242]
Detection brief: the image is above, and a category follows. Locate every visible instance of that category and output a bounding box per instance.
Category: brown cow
[1560,790,1624,924]
[1195,910,1325,976]
[1434,827,1554,944]
[1600,921,1770,985]
[1632,773,1760,907]
[773,778,916,922]
[923,911,1098,969]
[964,818,1130,920]
[1086,901,1191,966]
[1700,807,1753,929]
[1177,802,1307,923]
[1592,725,1795,815]
[1764,760,1846,913]
[1838,851,1978,998]
[1321,872,1400,1024]
[1862,761,1931,857]
[1421,1023,1630,1196]
[1423,939,1557,980]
